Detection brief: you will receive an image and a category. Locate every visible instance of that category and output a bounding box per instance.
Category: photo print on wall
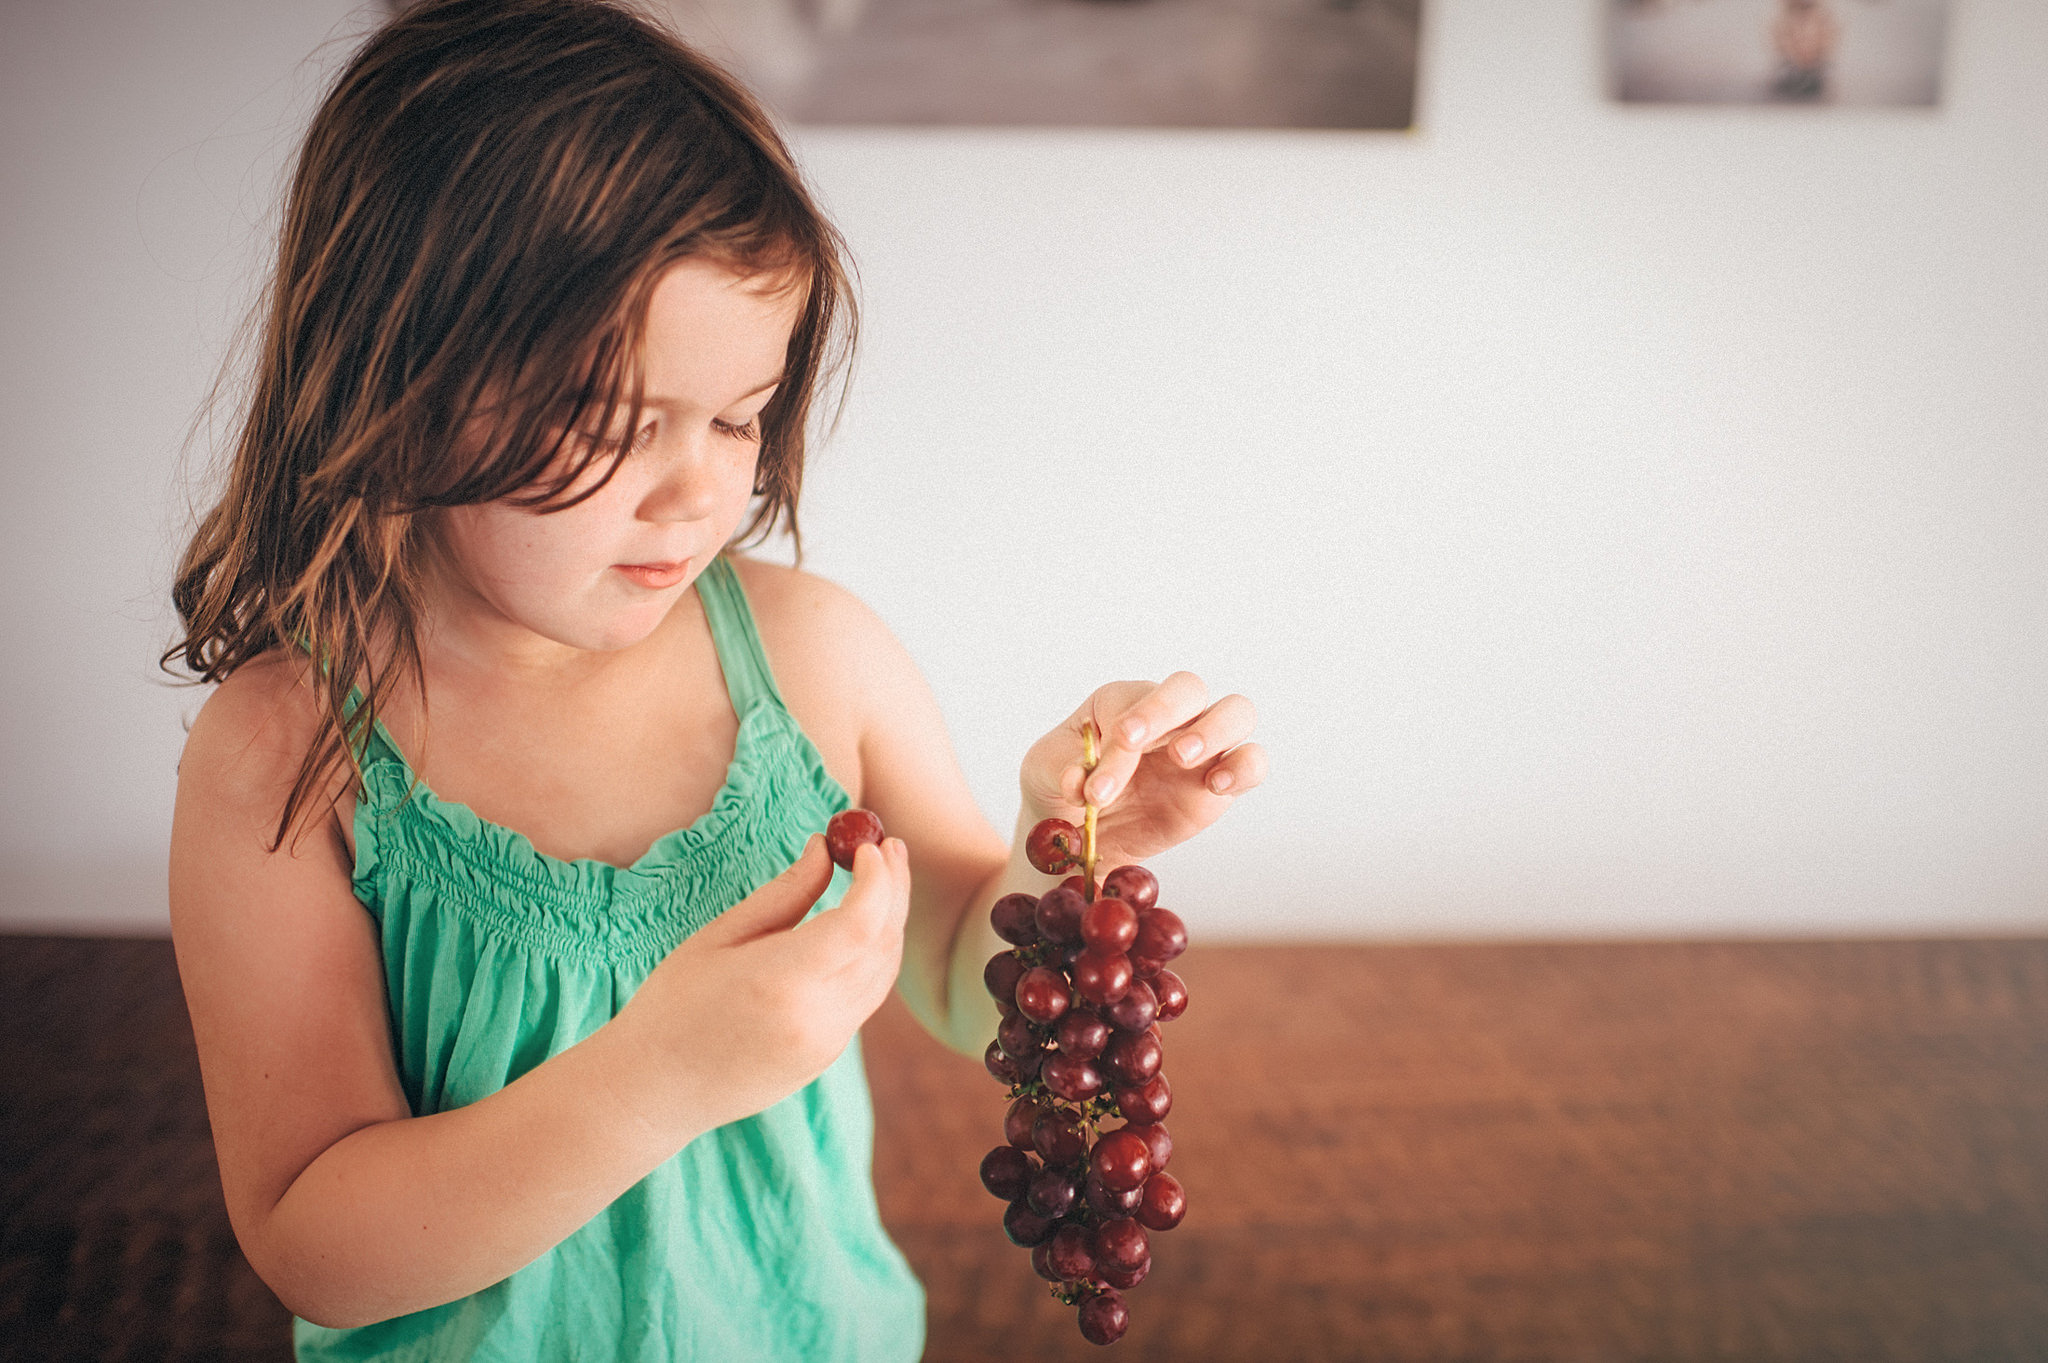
[1611,0,1948,106]
[660,0,1422,129]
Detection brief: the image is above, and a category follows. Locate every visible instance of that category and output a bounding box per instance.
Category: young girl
[165,1,1264,1359]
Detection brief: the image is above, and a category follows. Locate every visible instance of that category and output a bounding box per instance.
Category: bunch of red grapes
[979,815,1190,1347]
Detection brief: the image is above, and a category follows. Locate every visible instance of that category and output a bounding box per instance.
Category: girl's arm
[171,659,910,1329]
[748,569,1265,1056]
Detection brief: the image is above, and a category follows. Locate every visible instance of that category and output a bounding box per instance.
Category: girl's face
[432,257,802,655]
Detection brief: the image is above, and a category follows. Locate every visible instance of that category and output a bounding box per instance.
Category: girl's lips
[614,559,690,590]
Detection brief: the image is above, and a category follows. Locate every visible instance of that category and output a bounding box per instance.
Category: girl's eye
[713,416,761,443]
[578,422,655,455]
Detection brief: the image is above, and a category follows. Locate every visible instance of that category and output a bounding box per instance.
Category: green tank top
[298,555,925,1363]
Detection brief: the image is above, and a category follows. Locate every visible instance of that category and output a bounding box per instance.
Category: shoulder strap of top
[695,554,788,717]
[340,684,406,770]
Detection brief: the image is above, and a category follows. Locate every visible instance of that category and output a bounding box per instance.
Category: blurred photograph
[660,0,1423,129]
[1611,0,1948,106]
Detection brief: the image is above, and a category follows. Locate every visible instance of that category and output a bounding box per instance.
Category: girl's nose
[635,432,731,523]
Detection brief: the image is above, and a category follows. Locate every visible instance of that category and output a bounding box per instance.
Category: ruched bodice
[296,555,924,1363]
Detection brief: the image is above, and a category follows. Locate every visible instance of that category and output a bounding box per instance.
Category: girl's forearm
[249,1016,696,1329]
[926,809,1061,1056]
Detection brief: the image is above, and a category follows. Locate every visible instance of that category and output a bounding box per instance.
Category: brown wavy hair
[164,0,855,848]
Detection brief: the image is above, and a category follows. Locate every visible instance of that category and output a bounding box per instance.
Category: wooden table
[5,936,2045,1362]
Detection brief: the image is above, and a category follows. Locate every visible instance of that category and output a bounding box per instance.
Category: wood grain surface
[3,936,2045,1362]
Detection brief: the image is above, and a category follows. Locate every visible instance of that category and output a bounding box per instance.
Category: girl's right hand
[606,833,911,1138]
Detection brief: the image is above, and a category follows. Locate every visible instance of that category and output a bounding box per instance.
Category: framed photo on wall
[1610,0,1948,107]
[659,0,1423,129]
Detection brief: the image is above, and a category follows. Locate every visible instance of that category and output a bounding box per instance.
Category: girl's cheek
[439,505,568,593]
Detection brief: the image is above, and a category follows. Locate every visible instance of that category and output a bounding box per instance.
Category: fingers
[1158,692,1258,774]
[792,835,911,964]
[844,836,912,941]
[1200,738,1268,797]
[1085,672,1209,805]
[698,835,833,944]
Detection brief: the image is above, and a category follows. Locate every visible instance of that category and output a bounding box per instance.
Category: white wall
[3,1,2045,940]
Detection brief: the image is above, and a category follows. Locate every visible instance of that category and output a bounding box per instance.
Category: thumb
[698,835,834,945]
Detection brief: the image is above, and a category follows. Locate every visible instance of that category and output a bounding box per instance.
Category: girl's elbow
[242,1229,398,1331]
[266,1275,404,1332]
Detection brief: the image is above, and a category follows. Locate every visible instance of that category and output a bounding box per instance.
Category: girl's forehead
[637,258,803,395]
[646,254,804,314]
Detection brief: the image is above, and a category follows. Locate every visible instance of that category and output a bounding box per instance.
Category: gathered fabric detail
[351,701,845,967]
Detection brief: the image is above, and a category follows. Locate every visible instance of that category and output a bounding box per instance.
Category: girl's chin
[527,592,678,653]
[580,607,675,652]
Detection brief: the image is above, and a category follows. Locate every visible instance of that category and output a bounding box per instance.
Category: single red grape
[989,892,1042,946]
[1080,896,1139,953]
[1042,1052,1105,1102]
[1046,1223,1097,1282]
[1005,1096,1048,1149]
[1055,1010,1110,1060]
[1013,966,1072,1025]
[983,1040,1021,1086]
[1138,1171,1186,1231]
[1092,1218,1149,1273]
[1104,1028,1163,1086]
[1136,1122,1172,1173]
[1031,1241,1061,1282]
[824,809,884,870]
[1089,1128,1153,1194]
[1099,1257,1150,1291]
[1101,864,1159,911]
[1104,979,1158,1034]
[979,1145,1036,1201]
[1033,1110,1088,1166]
[1058,873,1096,900]
[1153,968,1189,1022]
[1003,1199,1057,1248]
[1027,1165,1080,1218]
[1078,1289,1129,1346]
[1115,1072,1172,1125]
[1071,949,1133,1007]
[1034,886,1087,945]
[984,951,1026,1006]
[996,1010,1038,1063]
[1084,1173,1144,1217]
[1026,818,1084,875]
[1133,907,1187,965]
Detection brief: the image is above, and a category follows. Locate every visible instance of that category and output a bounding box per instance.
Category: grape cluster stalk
[979,723,1190,1347]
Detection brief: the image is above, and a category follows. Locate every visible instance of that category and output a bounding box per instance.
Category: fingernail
[1120,718,1146,746]
[1089,771,1120,803]
[1175,735,1204,763]
[1208,770,1234,794]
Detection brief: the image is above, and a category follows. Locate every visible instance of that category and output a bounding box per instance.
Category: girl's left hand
[1020,673,1266,868]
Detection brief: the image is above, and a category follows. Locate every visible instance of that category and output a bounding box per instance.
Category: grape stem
[1080,721,1100,897]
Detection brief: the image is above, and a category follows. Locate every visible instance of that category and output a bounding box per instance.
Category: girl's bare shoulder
[183,652,322,779]
[727,554,919,682]
[178,650,353,829]
[725,555,929,794]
